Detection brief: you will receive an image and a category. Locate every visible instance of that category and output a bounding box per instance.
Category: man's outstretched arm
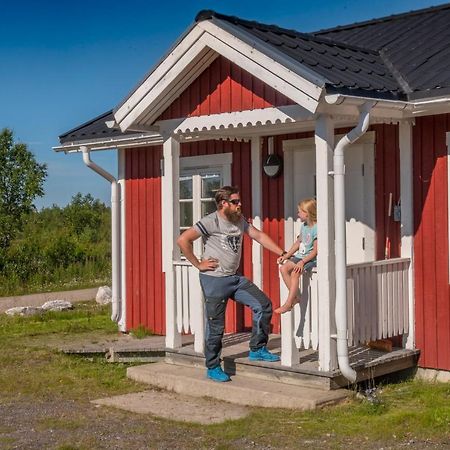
[246,224,285,256]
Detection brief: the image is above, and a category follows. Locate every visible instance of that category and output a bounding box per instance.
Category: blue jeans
[199,273,273,369]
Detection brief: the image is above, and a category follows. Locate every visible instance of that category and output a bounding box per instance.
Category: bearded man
[177,186,286,382]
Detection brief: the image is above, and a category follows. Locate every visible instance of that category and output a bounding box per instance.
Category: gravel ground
[1,396,449,450]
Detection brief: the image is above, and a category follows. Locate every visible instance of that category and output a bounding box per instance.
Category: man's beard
[224,208,242,223]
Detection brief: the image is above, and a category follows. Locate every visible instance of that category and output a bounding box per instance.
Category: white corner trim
[117,148,127,332]
[159,105,314,135]
[447,132,450,283]
[251,137,263,289]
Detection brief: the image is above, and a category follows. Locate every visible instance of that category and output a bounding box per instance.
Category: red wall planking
[125,145,165,334]
[158,55,294,121]
[413,114,450,370]
[373,124,401,259]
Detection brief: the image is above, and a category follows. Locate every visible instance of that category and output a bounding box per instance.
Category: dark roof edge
[196,10,379,55]
[314,2,450,35]
[325,84,407,102]
[59,110,113,140]
[407,85,450,101]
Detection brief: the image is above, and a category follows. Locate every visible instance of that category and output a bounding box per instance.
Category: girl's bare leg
[275,270,301,314]
[279,260,296,289]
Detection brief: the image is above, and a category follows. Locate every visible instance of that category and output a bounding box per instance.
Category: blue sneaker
[248,346,280,362]
[207,366,231,382]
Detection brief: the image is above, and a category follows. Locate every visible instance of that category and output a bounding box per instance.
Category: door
[283,133,375,264]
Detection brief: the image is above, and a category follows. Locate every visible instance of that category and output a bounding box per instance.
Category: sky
[1,0,447,209]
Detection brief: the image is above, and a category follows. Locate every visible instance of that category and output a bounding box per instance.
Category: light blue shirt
[294,223,317,263]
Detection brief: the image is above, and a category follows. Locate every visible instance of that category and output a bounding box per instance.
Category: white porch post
[280,143,298,366]
[399,121,415,350]
[251,137,263,289]
[163,136,182,349]
[315,114,338,371]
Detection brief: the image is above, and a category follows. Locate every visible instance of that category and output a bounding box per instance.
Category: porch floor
[61,332,419,390]
[166,332,419,390]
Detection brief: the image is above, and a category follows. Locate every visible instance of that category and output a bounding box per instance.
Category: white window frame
[179,152,232,257]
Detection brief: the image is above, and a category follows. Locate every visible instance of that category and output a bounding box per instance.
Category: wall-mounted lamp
[263,137,283,178]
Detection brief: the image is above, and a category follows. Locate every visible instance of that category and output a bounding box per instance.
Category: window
[179,153,232,257]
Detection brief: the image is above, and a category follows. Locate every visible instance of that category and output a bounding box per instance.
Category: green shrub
[0,193,111,296]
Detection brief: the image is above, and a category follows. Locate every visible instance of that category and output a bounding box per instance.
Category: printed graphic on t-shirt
[225,235,241,254]
[303,231,313,246]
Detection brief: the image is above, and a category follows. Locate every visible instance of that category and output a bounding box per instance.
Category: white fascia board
[53,134,163,153]
[157,104,314,135]
[200,33,319,112]
[117,40,213,132]
[139,50,218,126]
[201,20,325,96]
[114,26,205,126]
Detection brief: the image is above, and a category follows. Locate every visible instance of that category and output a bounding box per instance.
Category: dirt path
[0,287,99,313]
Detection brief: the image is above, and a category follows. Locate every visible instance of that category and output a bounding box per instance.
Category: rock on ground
[96,286,112,305]
[41,300,73,311]
[5,306,43,316]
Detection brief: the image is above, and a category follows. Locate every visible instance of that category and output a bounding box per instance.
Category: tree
[0,128,47,250]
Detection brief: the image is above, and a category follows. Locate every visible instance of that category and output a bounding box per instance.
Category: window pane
[180,176,193,199]
[201,200,216,217]
[180,201,193,227]
[201,173,221,198]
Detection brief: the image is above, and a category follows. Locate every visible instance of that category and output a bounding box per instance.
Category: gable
[114,21,323,132]
[158,56,295,121]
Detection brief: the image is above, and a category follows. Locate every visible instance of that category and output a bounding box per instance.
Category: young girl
[275,198,318,314]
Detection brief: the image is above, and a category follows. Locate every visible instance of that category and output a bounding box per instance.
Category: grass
[0,302,449,449]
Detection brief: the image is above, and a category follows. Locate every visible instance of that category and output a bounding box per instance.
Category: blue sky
[1,0,446,208]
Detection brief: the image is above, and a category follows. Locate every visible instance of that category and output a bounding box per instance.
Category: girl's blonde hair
[298,198,317,222]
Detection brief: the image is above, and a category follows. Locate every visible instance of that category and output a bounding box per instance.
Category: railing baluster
[175,265,183,333]
[182,266,190,333]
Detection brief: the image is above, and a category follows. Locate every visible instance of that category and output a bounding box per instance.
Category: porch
[167,256,416,380]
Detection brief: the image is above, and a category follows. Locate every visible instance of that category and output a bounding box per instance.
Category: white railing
[346,258,410,345]
[172,260,204,354]
[280,258,411,367]
[170,258,411,367]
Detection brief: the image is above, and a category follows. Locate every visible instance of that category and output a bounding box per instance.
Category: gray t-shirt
[194,211,249,277]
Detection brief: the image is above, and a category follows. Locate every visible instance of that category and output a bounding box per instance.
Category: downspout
[333,102,374,382]
[81,146,121,323]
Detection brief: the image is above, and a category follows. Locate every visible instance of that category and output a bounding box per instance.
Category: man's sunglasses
[226,199,242,205]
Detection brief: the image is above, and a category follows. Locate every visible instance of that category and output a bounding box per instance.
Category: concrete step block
[127,362,349,410]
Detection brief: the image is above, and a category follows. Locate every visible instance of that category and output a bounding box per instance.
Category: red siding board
[158,56,294,121]
[125,146,165,335]
[371,124,401,260]
[413,114,450,371]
